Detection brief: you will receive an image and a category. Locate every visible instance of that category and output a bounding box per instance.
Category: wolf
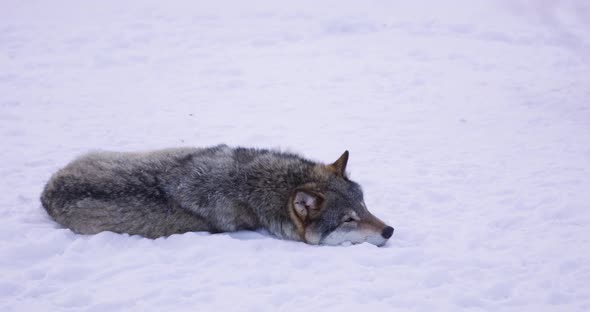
[41,145,394,246]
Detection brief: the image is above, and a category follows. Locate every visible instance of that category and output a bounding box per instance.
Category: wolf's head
[289,151,394,247]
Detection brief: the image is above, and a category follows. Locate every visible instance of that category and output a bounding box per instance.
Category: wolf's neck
[245,164,312,243]
[263,218,301,242]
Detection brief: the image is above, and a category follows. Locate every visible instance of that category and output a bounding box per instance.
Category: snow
[1,0,590,311]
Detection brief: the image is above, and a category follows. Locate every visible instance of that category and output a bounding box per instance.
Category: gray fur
[41,145,393,245]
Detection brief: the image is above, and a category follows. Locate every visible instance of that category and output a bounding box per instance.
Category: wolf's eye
[343,216,356,223]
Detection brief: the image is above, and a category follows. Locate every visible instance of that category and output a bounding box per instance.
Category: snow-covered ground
[2,0,590,311]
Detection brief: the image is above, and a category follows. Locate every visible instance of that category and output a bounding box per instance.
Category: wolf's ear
[328,150,349,177]
[293,191,323,220]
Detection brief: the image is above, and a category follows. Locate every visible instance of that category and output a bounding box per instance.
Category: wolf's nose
[381,226,394,239]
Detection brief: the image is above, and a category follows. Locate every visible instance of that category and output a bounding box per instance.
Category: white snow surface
[2,0,590,311]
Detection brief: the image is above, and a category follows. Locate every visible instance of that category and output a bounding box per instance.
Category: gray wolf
[41,145,394,246]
